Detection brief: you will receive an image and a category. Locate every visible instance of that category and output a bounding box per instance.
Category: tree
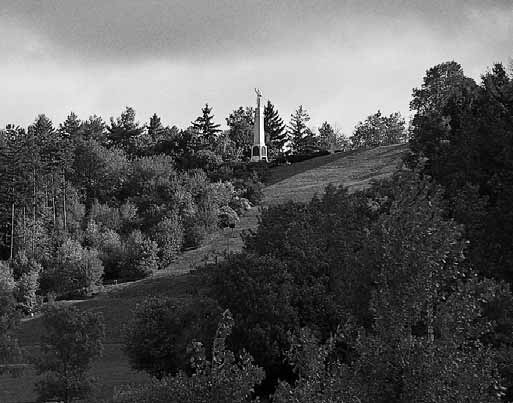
[0,262,22,375]
[226,106,254,159]
[123,297,222,378]
[318,121,350,152]
[147,113,166,143]
[264,101,287,158]
[191,104,221,148]
[80,115,106,142]
[119,230,159,280]
[351,110,406,149]
[107,107,145,155]
[288,105,311,154]
[33,305,104,403]
[115,310,264,403]
[59,112,82,140]
[41,239,104,297]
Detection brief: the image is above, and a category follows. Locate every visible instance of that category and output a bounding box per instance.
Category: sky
[0,0,512,135]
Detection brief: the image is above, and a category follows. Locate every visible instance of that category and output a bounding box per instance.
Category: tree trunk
[22,205,26,246]
[51,174,56,229]
[10,202,15,260]
[62,172,67,232]
[32,167,36,255]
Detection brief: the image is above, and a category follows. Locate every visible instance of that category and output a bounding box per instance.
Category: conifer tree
[107,107,145,155]
[288,105,311,154]
[147,113,165,142]
[81,115,106,142]
[59,112,81,140]
[191,104,221,148]
[264,100,287,158]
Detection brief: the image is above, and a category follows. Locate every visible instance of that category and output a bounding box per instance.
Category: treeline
[110,60,513,402]
[0,105,267,306]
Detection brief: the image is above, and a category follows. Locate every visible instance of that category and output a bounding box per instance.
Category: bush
[150,214,184,267]
[41,239,104,297]
[97,229,125,280]
[123,297,222,378]
[119,230,159,281]
[0,261,22,375]
[33,304,104,403]
[115,310,264,403]
[14,270,40,314]
[234,174,264,205]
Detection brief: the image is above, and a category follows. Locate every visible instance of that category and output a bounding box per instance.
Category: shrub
[123,297,222,378]
[183,219,208,249]
[14,270,40,314]
[33,304,104,403]
[0,261,22,375]
[97,229,125,280]
[119,230,159,280]
[150,214,184,267]
[234,174,264,205]
[41,239,104,297]
[115,310,264,403]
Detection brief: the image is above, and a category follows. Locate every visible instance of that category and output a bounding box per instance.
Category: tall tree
[264,101,287,158]
[191,104,221,148]
[226,106,254,160]
[59,112,81,140]
[80,115,106,142]
[147,113,166,143]
[107,107,145,155]
[288,105,311,154]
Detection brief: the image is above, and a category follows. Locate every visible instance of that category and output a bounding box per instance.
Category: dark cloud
[1,0,511,61]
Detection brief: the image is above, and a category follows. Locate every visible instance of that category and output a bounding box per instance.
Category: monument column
[251,88,268,162]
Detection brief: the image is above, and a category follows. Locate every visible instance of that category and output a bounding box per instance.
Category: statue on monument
[254,88,262,107]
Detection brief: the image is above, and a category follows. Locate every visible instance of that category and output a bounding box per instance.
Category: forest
[1,59,512,403]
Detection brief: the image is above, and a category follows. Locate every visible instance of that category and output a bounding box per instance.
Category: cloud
[0,0,511,134]
[1,0,511,62]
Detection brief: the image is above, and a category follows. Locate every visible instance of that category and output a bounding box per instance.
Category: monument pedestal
[251,145,268,162]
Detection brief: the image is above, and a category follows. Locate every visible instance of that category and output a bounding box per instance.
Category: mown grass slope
[0,143,407,402]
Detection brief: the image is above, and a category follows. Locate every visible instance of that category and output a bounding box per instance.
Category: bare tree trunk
[10,202,15,260]
[32,167,36,255]
[62,172,67,232]
[52,174,56,229]
[22,205,26,246]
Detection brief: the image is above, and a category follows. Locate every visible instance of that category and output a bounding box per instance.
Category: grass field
[0,143,407,402]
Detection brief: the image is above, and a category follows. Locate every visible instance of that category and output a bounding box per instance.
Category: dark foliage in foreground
[33,304,104,403]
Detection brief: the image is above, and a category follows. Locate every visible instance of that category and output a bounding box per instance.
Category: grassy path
[0,144,407,402]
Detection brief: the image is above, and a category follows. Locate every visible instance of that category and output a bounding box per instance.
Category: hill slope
[0,143,407,402]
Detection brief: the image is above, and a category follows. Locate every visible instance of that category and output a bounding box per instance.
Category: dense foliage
[200,172,510,400]
[114,310,264,403]
[33,304,105,403]
[0,107,266,301]
[351,110,407,149]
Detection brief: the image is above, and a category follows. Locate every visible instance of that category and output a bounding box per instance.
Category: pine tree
[147,113,166,142]
[107,107,145,155]
[191,104,221,148]
[264,101,287,158]
[59,112,81,140]
[81,115,106,142]
[288,105,311,154]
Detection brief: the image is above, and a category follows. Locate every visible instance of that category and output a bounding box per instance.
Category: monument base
[251,145,268,162]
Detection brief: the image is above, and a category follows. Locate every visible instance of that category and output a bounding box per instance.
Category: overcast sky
[0,0,512,134]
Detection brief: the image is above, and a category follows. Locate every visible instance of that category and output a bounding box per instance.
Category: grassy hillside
[0,143,407,402]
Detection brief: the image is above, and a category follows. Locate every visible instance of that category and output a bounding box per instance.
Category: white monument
[251,88,268,162]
